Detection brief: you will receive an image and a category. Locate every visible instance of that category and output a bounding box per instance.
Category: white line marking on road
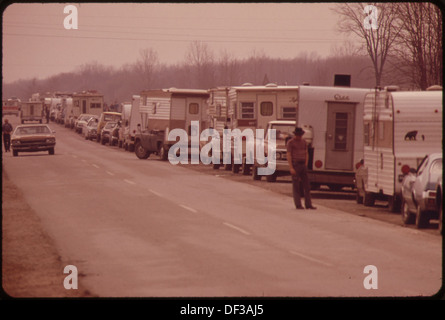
[106,171,115,176]
[180,204,198,213]
[223,222,250,236]
[289,250,333,267]
[92,164,100,168]
[149,189,163,197]
[124,179,135,185]
[81,159,87,163]
[72,155,78,158]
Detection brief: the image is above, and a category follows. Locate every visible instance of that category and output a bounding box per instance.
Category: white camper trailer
[122,95,141,152]
[207,84,299,172]
[294,85,371,189]
[208,84,371,188]
[134,88,210,160]
[357,87,443,211]
[71,91,104,128]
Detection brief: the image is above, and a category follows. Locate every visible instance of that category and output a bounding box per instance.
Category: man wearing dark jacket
[2,118,13,152]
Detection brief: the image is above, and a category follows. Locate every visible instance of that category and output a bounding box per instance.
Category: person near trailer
[2,118,13,152]
[287,127,316,210]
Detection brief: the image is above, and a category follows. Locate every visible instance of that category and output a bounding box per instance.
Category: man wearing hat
[286,127,316,210]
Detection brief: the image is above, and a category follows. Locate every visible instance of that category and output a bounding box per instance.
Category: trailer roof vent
[426,85,442,91]
[265,83,278,87]
[385,85,399,92]
[241,83,253,86]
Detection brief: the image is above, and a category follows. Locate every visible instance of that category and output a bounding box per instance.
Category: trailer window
[260,101,273,116]
[281,106,297,119]
[334,112,348,150]
[364,122,370,146]
[240,102,255,119]
[189,103,199,115]
[91,103,101,109]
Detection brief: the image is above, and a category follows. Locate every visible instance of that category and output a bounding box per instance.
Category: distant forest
[2,48,416,105]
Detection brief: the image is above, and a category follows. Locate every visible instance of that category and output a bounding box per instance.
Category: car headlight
[46,138,55,143]
[12,140,20,145]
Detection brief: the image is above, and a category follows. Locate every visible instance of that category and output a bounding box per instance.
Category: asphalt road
[2,115,443,297]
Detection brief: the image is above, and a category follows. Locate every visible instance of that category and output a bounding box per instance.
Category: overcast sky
[2,2,356,84]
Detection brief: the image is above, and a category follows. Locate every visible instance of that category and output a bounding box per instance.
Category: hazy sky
[2,2,357,84]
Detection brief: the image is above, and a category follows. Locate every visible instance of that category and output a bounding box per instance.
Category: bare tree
[217,50,241,86]
[136,48,159,90]
[185,41,215,88]
[391,3,442,89]
[333,3,402,87]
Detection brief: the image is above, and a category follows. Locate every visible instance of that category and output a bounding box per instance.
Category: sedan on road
[11,124,56,156]
[401,153,442,229]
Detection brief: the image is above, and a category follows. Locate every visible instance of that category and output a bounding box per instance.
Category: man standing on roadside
[2,118,13,152]
[287,127,316,210]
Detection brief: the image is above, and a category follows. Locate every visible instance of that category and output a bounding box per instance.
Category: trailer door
[185,98,202,135]
[325,102,356,170]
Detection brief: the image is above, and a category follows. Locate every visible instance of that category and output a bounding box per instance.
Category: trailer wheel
[48,148,55,155]
[12,150,18,157]
[135,141,150,159]
[401,198,415,224]
[212,163,220,170]
[232,163,241,174]
[415,206,429,229]
[388,195,401,213]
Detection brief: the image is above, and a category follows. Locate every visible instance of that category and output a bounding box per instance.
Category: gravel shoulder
[2,167,94,298]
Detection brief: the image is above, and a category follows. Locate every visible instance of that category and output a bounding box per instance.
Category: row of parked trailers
[28,83,442,213]
[120,83,442,215]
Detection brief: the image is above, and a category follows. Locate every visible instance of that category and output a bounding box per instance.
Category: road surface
[2,116,442,298]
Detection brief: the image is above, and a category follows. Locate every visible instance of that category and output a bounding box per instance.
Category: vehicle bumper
[12,143,55,152]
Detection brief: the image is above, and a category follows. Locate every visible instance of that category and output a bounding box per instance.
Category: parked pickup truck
[134,126,167,160]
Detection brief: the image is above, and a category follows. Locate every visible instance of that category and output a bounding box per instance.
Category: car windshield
[104,114,121,121]
[16,126,51,135]
[87,119,97,126]
[270,124,294,142]
[104,122,116,129]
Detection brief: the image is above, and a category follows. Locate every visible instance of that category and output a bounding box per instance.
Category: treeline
[3,47,407,105]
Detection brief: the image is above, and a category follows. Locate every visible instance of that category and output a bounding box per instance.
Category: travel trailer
[20,101,44,123]
[70,91,104,128]
[208,84,371,189]
[356,86,443,212]
[134,88,209,160]
[207,84,299,171]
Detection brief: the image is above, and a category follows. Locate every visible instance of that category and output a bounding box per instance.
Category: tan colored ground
[2,169,94,298]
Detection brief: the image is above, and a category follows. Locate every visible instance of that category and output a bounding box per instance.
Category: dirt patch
[2,168,94,298]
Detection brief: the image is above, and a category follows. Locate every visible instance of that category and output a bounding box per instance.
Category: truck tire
[135,141,150,159]
[13,150,18,157]
[401,198,415,224]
